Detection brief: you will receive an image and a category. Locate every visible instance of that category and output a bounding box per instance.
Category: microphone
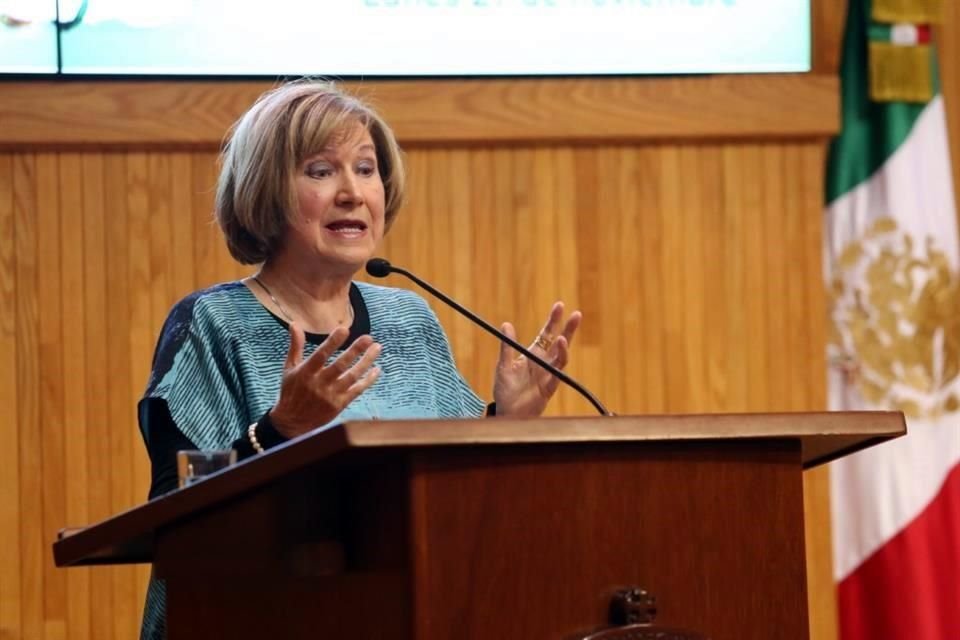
[365,258,612,416]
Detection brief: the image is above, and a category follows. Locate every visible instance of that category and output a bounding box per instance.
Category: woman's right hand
[269,322,382,438]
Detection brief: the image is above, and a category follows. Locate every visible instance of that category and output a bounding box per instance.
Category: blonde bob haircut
[215,81,406,265]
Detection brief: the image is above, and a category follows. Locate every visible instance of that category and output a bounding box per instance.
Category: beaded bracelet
[247,421,265,454]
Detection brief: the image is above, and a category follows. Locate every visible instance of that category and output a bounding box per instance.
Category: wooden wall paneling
[566,147,604,413]
[591,147,623,414]
[812,0,848,75]
[425,148,454,341]
[393,74,844,145]
[102,152,139,639]
[658,145,686,412]
[802,144,828,411]
[489,150,523,395]
[527,146,562,408]
[698,147,727,413]
[207,150,246,286]
[377,172,405,272]
[550,148,586,416]
[429,146,480,394]
[508,148,538,346]
[37,152,67,640]
[762,145,789,411]
[613,146,644,414]
[13,153,39,640]
[782,145,806,413]
[719,146,749,412]
[0,77,839,147]
[0,153,22,639]
[464,148,496,401]
[567,146,602,409]
[170,153,196,300]
[0,154,12,632]
[209,157,246,286]
[800,145,829,408]
[503,147,532,391]
[680,145,709,412]
[636,147,666,414]
[941,3,960,221]
[530,147,559,326]
[80,153,114,640]
[555,145,587,413]
[791,145,810,413]
[147,153,174,337]
[571,148,600,354]
[557,148,592,414]
[488,148,511,397]
[445,150,477,381]
[616,145,647,413]
[401,149,432,289]
[494,150,520,337]
[191,152,222,289]
[60,152,92,639]
[741,145,770,411]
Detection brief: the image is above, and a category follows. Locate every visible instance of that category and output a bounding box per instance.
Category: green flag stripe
[868,23,892,42]
[825,0,941,204]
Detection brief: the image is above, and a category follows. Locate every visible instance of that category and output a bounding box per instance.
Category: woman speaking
[137,80,580,638]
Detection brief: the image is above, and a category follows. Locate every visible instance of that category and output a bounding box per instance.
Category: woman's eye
[357,161,378,177]
[306,164,333,178]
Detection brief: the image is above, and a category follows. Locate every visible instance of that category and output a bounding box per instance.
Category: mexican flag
[824,1,960,639]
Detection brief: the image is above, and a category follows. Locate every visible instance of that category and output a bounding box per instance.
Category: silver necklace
[253,275,295,323]
[252,275,354,327]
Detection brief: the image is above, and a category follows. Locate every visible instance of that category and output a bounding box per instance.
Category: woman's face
[283,124,386,276]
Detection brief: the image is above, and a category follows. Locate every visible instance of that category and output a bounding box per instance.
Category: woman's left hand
[493,302,582,418]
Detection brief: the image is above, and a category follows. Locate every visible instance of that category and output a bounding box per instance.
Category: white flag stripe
[829,413,960,580]
[891,24,919,46]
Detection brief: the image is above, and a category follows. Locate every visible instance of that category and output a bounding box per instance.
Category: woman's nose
[336,171,364,206]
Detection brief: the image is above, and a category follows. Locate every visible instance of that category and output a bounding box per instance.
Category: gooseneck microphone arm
[366,258,612,416]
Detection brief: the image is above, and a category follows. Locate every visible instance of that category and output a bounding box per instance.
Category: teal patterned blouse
[138,280,484,639]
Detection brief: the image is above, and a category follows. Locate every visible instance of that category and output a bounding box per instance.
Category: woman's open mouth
[324,219,368,238]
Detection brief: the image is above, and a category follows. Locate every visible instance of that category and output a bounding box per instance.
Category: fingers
[531,302,582,354]
[499,322,520,365]
[559,310,582,346]
[340,365,382,405]
[324,340,382,412]
[323,334,375,377]
[274,329,382,437]
[333,342,382,389]
[542,336,569,396]
[298,326,352,374]
[536,302,565,345]
[302,330,382,391]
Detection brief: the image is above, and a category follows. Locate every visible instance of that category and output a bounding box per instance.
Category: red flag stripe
[837,462,960,640]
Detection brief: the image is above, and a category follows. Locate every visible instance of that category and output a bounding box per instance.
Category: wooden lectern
[54,413,904,639]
